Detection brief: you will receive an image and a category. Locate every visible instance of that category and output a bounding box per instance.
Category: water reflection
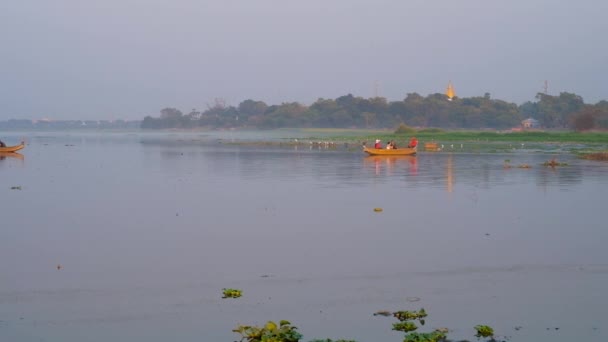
[1,132,608,342]
[0,152,24,161]
[363,155,418,176]
[446,154,453,193]
[145,144,604,192]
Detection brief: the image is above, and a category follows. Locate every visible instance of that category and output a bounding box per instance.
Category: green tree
[570,106,597,131]
[238,99,268,119]
[536,92,584,128]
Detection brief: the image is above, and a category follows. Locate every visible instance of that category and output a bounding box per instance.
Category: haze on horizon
[1,0,607,121]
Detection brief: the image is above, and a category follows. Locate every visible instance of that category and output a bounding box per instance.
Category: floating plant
[222,288,243,299]
[233,320,302,342]
[474,324,495,339]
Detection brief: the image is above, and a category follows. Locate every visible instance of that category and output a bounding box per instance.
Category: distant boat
[446,81,455,101]
[0,141,25,153]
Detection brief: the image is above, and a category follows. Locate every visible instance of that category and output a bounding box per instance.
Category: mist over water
[1,131,607,342]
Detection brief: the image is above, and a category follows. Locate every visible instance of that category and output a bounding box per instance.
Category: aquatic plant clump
[474,325,495,338]
[389,309,443,342]
[392,321,418,332]
[543,159,569,167]
[233,320,302,342]
[222,288,243,298]
[393,308,428,321]
[402,331,447,342]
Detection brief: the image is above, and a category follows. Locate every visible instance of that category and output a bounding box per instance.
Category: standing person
[374,139,382,149]
[407,137,418,148]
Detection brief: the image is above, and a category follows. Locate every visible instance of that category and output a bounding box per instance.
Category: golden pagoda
[446,81,455,101]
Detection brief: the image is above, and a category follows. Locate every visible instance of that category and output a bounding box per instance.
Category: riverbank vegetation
[220,128,608,155]
[142,92,608,132]
[297,130,608,152]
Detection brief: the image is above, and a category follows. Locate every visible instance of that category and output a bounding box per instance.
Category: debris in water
[543,158,568,167]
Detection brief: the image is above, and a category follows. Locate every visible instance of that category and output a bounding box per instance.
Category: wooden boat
[363,146,416,156]
[0,142,25,153]
[424,142,440,151]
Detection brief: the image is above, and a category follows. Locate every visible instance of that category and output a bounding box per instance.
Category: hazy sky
[1,0,607,120]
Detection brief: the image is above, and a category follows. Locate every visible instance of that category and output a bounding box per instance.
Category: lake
[1,131,607,342]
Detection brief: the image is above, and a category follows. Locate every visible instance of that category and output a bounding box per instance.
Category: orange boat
[0,142,25,153]
[363,146,416,156]
[424,142,440,151]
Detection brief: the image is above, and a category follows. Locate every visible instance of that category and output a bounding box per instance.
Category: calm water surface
[1,132,607,342]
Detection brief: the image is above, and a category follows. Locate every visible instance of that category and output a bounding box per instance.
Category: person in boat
[390,140,397,149]
[407,137,418,148]
[0,140,5,147]
[386,141,392,149]
[374,139,382,149]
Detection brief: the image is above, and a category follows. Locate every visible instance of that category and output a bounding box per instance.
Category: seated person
[407,137,418,148]
[374,139,382,149]
[0,140,6,147]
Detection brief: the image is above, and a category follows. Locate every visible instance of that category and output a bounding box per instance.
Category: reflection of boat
[0,142,25,152]
[446,81,455,101]
[363,146,416,155]
[364,155,417,161]
[364,155,418,164]
[364,155,418,175]
[0,152,24,160]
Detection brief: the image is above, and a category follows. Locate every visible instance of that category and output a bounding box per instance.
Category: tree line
[141,92,608,131]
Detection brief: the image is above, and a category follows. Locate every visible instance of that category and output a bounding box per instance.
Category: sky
[1,0,607,120]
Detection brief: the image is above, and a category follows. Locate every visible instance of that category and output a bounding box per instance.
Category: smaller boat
[424,142,440,151]
[363,146,416,156]
[0,142,25,153]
